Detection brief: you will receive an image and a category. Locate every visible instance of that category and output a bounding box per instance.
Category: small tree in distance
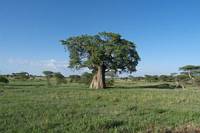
[179,65,200,87]
[69,75,81,83]
[179,65,200,80]
[43,71,54,86]
[61,32,140,89]
[54,72,66,85]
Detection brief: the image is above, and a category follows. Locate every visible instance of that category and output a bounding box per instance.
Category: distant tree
[170,73,178,77]
[0,76,9,84]
[54,72,66,85]
[144,75,159,82]
[135,76,145,81]
[180,65,200,87]
[128,76,144,81]
[69,75,81,83]
[43,71,54,86]
[61,32,140,89]
[179,65,200,80]
[69,73,93,85]
[159,75,174,82]
[12,72,30,80]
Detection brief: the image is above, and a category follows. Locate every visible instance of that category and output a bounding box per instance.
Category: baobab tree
[61,32,140,89]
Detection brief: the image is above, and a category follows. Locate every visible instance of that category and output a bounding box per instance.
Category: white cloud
[5,58,90,76]
[8,58,68,71]
[6,58,64,74]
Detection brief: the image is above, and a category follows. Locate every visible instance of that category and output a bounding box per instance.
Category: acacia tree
[179,65,200,84]
[180,65,200,78]
[43,71,54,86]
[61,32,140,89]
[54,72,66,85]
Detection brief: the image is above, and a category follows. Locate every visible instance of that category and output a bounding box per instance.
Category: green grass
[1,80,200,132]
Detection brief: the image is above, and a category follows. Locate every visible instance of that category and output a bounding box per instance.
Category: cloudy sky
[1,0,200,76]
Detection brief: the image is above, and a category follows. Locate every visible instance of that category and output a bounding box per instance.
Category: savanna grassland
[1,80,200,133]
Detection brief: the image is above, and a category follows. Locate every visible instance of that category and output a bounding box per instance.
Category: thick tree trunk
[90,66,106,89]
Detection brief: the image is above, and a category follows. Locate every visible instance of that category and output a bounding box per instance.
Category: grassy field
[1,80,200,133]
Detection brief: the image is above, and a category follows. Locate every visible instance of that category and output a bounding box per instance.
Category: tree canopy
[61,32,140,73]
[43,71,54,86]
[179,65,200,72]
[61,32,140,89]
[43,71,54,77]
[54,72,66,85]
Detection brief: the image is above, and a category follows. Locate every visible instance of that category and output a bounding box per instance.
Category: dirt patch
[147,124,200,133]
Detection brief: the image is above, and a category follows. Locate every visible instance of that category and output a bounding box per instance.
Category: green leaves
[43,71,54,78]
[61,32,140,73]
[179,65,200,71]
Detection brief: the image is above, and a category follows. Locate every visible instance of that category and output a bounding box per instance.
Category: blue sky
[0,0,200,76]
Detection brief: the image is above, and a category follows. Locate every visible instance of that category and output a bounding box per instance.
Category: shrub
[144,75,159,82]
[0,76,9,84]
[106,79,114,87]
[159,75,174,82]
[43,71,54,86]
[176,74,189,82]
[175,74,189,89]
[54,72,66,85]
[69,75,81,83]
[69,73,93,85]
